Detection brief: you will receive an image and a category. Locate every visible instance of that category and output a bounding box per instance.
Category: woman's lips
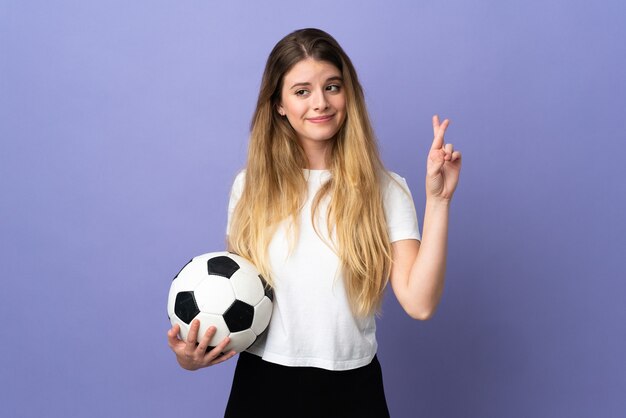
[307,114,335,123]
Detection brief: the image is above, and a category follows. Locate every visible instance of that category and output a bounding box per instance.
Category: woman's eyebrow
[289,76,343,89]
[289,82,311,89]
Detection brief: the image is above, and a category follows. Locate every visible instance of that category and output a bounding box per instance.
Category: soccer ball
[167,251,273,353]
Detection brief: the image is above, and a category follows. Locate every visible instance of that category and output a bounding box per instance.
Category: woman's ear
[276,104,285,116]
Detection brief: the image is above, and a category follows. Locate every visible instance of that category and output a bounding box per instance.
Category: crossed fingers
[432,115,461,162]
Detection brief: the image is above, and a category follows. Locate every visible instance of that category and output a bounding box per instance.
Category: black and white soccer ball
[167,251,273,353]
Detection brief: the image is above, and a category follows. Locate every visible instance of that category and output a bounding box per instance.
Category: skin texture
[277,58,346,169]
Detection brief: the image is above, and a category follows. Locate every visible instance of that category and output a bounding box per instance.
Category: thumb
[167,324,181,345]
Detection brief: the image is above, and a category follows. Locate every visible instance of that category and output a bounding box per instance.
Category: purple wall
[1,1,625,417]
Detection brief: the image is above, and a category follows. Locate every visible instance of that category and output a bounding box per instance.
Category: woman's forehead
[283,58,342,85]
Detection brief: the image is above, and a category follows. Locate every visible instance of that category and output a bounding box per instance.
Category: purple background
[2,1,625,417]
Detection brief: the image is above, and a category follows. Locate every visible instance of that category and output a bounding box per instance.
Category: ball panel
[189,252,225,265]
[174,291,200,325]
[223,300,255,332]
[251,296,273,335]
[174,258,207,291]
[195,313,230,346]
[207,255,240,279]
[224,329,257,353]
[194,276,236,314]
[230,270,264,306]
[226,253,256,271]
[226,253,265,280]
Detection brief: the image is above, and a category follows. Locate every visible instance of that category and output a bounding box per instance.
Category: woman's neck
[299,138,331,169]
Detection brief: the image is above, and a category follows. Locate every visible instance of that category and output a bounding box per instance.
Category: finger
[184,319,201,355]
[167,324,181,348]
[444,143,454,160]
[206,335,232,361]
[451,150,462,162]
[432,115,440,136]
[210,350,237,366]
[431,119,450,151]
[196,326,217,353]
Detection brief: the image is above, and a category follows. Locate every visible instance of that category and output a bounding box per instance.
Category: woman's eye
[326,84,341,92]
[295,89,309,96]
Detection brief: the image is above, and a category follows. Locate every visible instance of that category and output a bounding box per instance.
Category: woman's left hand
[425,115,462,201]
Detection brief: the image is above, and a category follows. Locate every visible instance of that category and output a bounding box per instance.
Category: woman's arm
[389,198,449,319]
[389,116,461,320]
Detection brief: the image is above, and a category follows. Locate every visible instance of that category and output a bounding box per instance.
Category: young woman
[167,28,462,417]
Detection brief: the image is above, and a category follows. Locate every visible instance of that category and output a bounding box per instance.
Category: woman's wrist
[425,196,452,208]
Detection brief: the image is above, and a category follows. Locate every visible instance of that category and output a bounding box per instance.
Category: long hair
[228,28,392,317]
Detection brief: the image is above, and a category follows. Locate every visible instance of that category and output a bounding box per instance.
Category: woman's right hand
[167,319,237,370]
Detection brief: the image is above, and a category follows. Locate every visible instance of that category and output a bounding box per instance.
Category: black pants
[225,352,390,418]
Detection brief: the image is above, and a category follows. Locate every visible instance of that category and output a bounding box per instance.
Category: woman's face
[278,58,347,148]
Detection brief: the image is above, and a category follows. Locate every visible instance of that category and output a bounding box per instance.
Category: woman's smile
[306,114,335,123]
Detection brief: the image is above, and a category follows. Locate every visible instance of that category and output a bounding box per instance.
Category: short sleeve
[226,170,246,236]
[383,172,421,243]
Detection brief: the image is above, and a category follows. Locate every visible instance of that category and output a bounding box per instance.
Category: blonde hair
[228,28,392,317]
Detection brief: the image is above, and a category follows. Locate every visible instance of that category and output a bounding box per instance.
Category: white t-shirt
[226,169,421,370]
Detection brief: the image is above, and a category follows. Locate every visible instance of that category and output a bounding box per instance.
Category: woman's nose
[312,90,329,111]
